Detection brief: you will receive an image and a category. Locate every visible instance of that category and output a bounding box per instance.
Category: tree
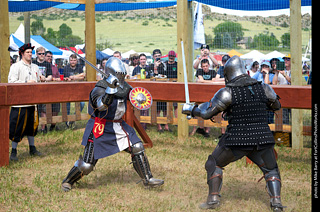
[58,23,72,39]
[281,33,290,48]
[250,33,280,50]
[31,20,46,36]
[213,21,244,48]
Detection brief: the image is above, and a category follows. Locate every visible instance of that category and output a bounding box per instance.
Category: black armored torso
[223,81,275,149]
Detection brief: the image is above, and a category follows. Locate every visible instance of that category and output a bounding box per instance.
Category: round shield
[129,87,153,110]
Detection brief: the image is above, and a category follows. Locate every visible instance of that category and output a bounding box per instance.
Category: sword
[181,41,192,120]
[66,46,108,79]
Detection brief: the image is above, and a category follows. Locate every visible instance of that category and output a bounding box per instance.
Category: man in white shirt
[8,43,45,161]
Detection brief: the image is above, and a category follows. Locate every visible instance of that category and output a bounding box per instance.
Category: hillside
[9,6,311,54]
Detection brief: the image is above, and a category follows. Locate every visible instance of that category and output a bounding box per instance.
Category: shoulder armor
[261,84,281,111]
[212,87,232,110]
[115,81,132,99]
[95,80,109,89]
[261,83,277,101]
[192,87,232,119]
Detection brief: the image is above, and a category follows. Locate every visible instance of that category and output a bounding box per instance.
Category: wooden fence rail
[0,82,312,167]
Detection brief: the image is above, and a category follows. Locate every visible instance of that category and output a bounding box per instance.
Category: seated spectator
[191,59,216,137]
[193,44,218,71]
[195,59,217,83]
[215,54,230,79]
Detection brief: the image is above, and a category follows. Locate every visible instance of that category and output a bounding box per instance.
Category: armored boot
[131,142,164,188]
[199,167,223,210]
[266,176,286,212]
[62,138,96,192]
[61,164,83,192]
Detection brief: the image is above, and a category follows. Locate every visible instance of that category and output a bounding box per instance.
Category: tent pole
[290,0,303,149]
[85,0,97,82]
[0,0,10,83]
[177,0,194,140]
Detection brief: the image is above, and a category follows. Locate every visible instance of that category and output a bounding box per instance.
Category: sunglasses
[37,53,45,55]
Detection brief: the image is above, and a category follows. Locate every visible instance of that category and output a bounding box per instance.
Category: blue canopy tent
[9,34,63,56]
[8,0,311,12]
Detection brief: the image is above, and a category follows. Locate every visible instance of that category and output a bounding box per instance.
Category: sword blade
[181,41,190,104]
[66,47,108,78]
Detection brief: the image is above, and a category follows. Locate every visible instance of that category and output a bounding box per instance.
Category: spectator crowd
[7,42,309,161]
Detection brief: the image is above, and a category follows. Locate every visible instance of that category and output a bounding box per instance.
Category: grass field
[0,125,311,211]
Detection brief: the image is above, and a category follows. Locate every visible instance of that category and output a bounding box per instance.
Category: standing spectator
[33,47,53,133]
[273,54,291,85]
[250,60,274,85]
[63,54,85,81]
[272,54,292,125]
[45,51,61,131]
[156,50,178,132]
[63,54,85,128]
[33,47,53,82]
[113,51,130,77]
[215,54,230,79]
[149,49,164,76]
[97,58,108,80]
[8,43,44,161]
[162,50,178,79]
[128,53,139,77]
[132,53,151,130]
[193,44,218,71]
[215,54,230,134]
[247,61,260,78]
[132,53,151,78]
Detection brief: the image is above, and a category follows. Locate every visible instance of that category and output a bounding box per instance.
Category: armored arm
[262,84,281,111]
[182,87,232,120]
[91,74,119,111]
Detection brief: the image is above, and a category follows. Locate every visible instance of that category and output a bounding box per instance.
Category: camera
[156,58,161,62]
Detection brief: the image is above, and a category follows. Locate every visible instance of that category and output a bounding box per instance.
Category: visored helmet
[104,57,127,88]
[223,56,246,82]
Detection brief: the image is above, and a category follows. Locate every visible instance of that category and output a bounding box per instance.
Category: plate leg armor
[200,155,223,210]
[62,133,97,192]
[130,142,164,187]
[265,172,286,211]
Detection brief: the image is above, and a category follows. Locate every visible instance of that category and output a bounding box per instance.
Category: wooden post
[290,0,303,149]
[0,0,10,83]
[177,0,194,140]
[85,0,97,81]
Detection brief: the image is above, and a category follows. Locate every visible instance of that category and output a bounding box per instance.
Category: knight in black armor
[182,56,285,211]
[61,57,164,191]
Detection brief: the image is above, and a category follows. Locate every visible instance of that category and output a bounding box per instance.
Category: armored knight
[61,57,164,191]
[182,56,285,211]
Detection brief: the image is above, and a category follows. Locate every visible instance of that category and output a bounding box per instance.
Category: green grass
[0,125,311,211]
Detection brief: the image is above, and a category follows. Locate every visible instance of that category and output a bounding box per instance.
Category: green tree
[281,33,290,48]
[250,33,280,50]
[213,21,244,48]
[31,20,46,36]
[58,23,72,39]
